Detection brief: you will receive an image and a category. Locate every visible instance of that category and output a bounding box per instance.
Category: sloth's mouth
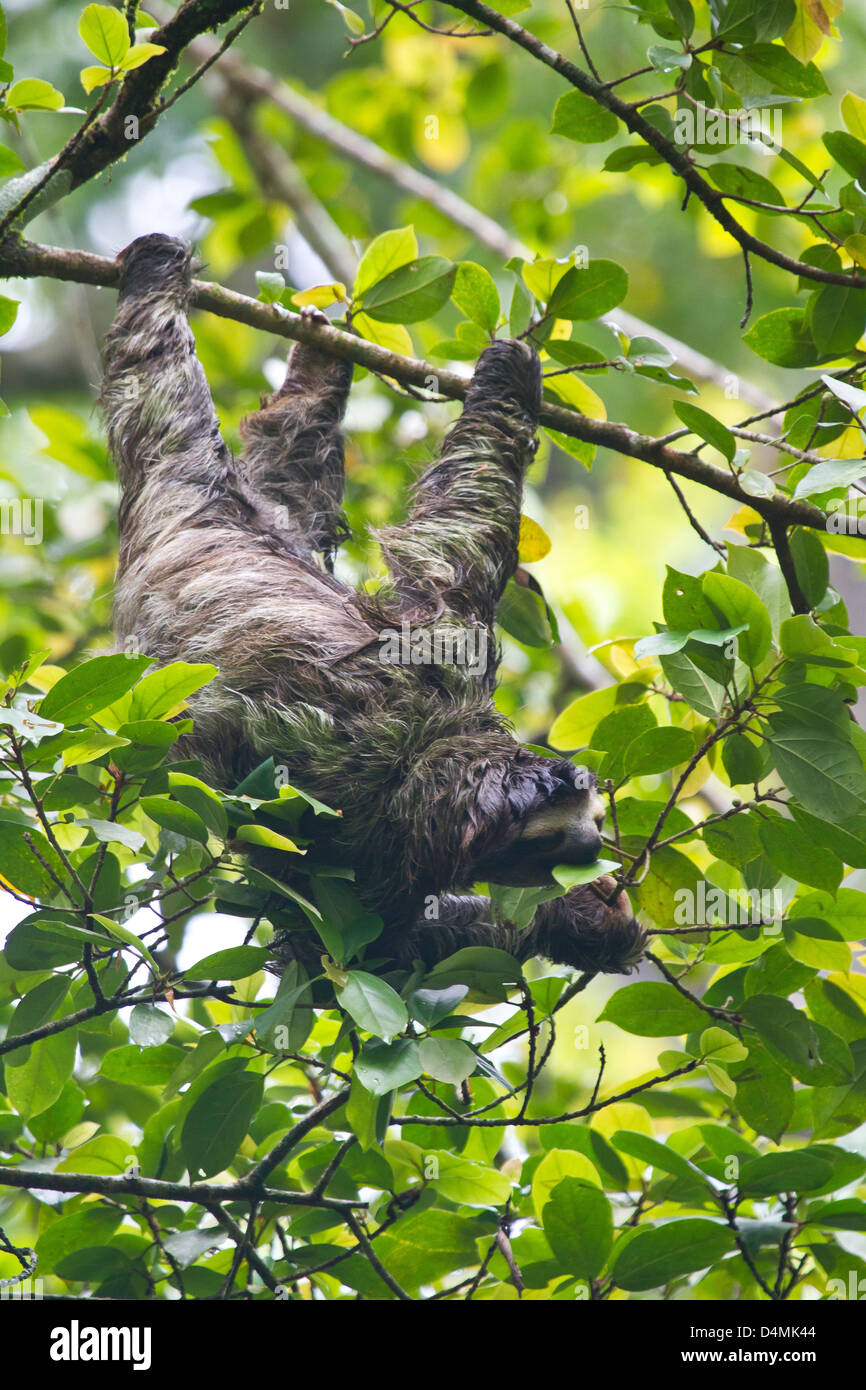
[480,831,603,889]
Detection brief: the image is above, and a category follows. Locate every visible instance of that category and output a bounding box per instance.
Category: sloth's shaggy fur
[101,233,645,975]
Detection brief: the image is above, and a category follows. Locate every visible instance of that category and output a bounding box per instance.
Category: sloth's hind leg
[239,310,353,569]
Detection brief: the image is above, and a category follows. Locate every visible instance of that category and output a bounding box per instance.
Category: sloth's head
[116,233,196,302]
[469,756,606,884]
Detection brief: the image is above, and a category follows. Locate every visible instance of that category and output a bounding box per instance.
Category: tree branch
[0,0,260,231]
[173,23,777,409]
[0,235,836,534]
[441,0,865,289]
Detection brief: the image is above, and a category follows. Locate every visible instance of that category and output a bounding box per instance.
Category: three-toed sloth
[101,233,645,975]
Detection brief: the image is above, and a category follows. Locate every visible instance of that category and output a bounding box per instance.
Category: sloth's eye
[524,831,566,854]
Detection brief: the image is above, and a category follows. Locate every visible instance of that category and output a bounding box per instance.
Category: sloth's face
[476,785,606,888]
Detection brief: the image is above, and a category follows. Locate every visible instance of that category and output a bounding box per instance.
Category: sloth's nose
[559,825,603,864]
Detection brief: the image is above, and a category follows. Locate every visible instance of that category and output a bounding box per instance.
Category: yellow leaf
[784,0,831,61]
[80,64,113,93]
[119,42,167,71]
[725,504,763,535]
[844,234,866,270]
[518,514,551,562]
[532,1149,600,1221]
[522,257,572,304]
[545,372,607,420]
[24,663,67,693]
[841,91,866,143]
[833,424,866,458]
[353,311,413,356]
[291,283,347,309]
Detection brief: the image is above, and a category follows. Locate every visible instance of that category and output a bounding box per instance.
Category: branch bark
[0,233,836,533]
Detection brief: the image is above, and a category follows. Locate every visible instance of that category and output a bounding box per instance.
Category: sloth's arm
[377,339,542,626]
[100,234,229,504]
[239,314,354,560]
[395,879,646,975]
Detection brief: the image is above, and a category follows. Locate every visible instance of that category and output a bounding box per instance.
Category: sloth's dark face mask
[474,782,606,889]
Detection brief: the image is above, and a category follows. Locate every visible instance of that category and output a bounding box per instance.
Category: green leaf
[809,284,866,357]
[80,65,113,94]
[551,90,619,143]
[432,1154,512,1207]
[548,685,618,750]
[766,721,866,821]
[141,795,210,845]
[418,1037,477,1085]
[354,226,418,298]
[360,256,456,323]
[738,1150,833,1196]
[78,4,131,66]
[611,1129,710,1185]
[0,292,18,337]
[355,1039,423,1095]
[4,976,69,1065]
[740,994,821,1074]
[543,1177,613,1277]
[340,970,408,1040]
[546,260,628,319]
[489,882,566,930]
[235,823,302,854]
[552,858,621,889]
[180,1067,263,1178]
[407,985,468,1028]
[34,1208,122,1276]
[603,143,664,171]
[100,1043,183,1086]
[823,130,866,180]
[598,982,706,1036]
[0,821,67,899]
[0,145,24,177]
[90,913,160,973]
[700,1026,748,1063]
[722,732,766,784]
[126,661,217,722]
[674,400,736,462]
[6,78,66,111]
[794,456,866,499]
[702,571,772,665]
[758,813,844,894]
[743,308,819,367]
[423,947,522,1001]
[705,161,785,207]
[496,579,555,647]
[731,1044,793,1141]
[5,1028,76,1120]
[806,1199,866,1231]
[40,653,151,725]
[783,916,850,972]
[739,43,828,97]
[452,261,499,333]
[129,1004,174,1047]
[611,1218,735,1291]
[184,946,270,980]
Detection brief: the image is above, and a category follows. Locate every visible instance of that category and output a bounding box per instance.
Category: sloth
[100,232,645,975]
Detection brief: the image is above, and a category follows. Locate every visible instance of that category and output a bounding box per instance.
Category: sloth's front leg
[394,879,645,975]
